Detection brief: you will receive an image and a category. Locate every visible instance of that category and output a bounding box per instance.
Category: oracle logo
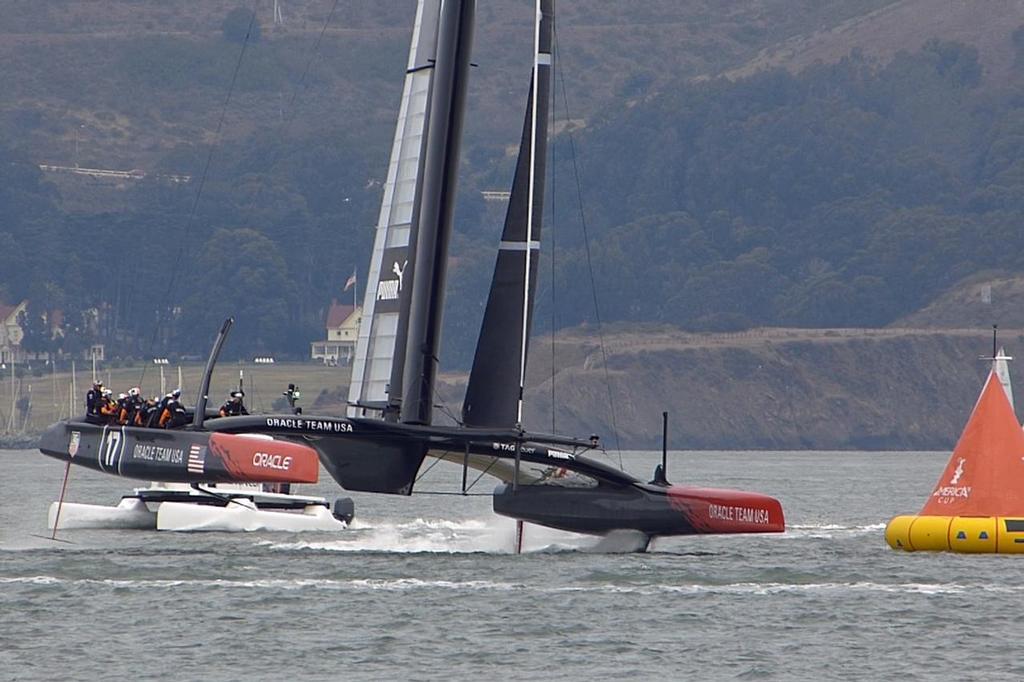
[252,452,293,471]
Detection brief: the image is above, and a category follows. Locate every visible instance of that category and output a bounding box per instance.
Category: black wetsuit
[85,388,104,424]
[124,395,143,426]
[139,402,158,427]
[116,396,131,424]
[146,397,169,428]
[160,398,187,428]
[219,400,248,417]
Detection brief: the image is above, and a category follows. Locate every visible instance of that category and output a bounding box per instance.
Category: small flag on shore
[344,270,357,291]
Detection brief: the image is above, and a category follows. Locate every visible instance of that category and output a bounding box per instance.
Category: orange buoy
[886,361,1024,554]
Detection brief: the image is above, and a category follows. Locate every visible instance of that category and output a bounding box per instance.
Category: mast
[347,0,442,416]
[192,318,233,429]
[399,0,476,425]
[462,0,552,429]
[517,0,545,427]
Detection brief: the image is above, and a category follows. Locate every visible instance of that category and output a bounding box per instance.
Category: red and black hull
[493,479,785,537]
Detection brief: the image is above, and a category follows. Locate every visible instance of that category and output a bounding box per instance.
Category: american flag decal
[187,444,205,475]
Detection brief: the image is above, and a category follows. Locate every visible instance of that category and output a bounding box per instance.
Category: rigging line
[430,379,462,426]
[464,455,501,493]
[414,451,446,484]
[242,0,342,216]
[549,9,557,435]
[433,398,462,426]
[249,373,263,413]
[552,23,622,469]
[287,0,341,113]
[516,0,543,428]
[138,4,260,389]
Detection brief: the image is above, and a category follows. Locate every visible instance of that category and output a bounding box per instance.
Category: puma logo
[393,259,407,291]
[377,259,408,301]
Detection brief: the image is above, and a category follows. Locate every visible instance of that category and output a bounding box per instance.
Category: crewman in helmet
[115,392,130,425]
[85,381,105,423]
[100,388,120,423]
[139,396,160,427]
[218,390,248,417]
[158,388,186,428]
[123,387,143,425]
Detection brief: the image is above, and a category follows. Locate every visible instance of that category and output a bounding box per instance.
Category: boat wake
[3,574,1017,597]
[780,522,886,539]
[260,515,623,554]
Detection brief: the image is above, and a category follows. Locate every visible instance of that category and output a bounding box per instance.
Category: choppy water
[1,448,1020,681]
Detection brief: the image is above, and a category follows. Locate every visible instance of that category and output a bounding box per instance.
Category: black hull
[38,420,320,484]
[41,421,216,482]
[493,481,786,537]
[492,484,693,536]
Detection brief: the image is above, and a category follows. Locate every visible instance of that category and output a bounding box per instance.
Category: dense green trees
[525,38,1024,344]
[7,34,1024,366]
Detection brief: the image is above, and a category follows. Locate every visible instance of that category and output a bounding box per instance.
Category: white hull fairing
[154,499,344,532]
[47,497,156,530]
[48,482,350,532]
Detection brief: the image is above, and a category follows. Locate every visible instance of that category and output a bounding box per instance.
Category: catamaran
[39,319,352,532]
[39,0,784,549]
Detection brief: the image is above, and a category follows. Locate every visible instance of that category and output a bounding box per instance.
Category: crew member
[150,390,172,427]
[85,381,105,423]
[116,392,131,425]
[100,388,120,423]
[158,388,186,429]
[138,396,159,427]
[122,387,143,425]
[218,390,248,417]
[283,383,301,415]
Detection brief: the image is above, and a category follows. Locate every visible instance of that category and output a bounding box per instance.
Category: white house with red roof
[310,301,361,365]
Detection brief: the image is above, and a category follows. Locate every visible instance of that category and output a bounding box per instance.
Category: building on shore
[310,302,361,366]
[0,301,27,365]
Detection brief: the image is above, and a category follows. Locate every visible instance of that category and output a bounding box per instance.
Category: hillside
[519,327,1010,450]
[895,274,1024,329]
[721,0,1024,83]
[186,327,1010,451]
[7,0,1024,374]
[0,0,897,175]
[4,325,1015,451]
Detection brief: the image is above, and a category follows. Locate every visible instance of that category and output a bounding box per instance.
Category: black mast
[400,0,476,425]
[462,0,552,428]
[192,318,233,429]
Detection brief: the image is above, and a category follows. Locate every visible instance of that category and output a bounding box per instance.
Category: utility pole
[7,360,14,434]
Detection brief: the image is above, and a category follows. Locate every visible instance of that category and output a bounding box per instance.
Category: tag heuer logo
[68,431,81,458]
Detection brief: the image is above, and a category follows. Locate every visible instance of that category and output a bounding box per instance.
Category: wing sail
[348,0,441,414]
[462,0,552,428]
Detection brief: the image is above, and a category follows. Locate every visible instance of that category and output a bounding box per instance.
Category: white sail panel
[348,0,439,413]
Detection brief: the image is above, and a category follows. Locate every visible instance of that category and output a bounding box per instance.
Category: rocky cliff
[469,327,1017,450]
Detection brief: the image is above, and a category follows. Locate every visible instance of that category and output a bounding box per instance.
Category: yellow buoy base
[885,515,1024,553]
